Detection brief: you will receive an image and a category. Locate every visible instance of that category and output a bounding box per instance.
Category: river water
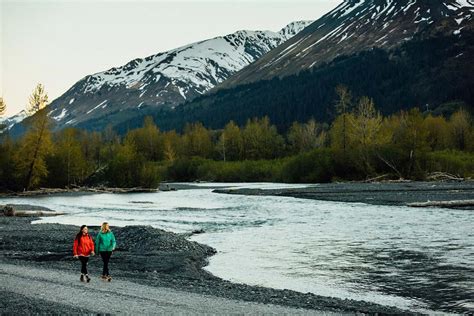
[1,183,472,313]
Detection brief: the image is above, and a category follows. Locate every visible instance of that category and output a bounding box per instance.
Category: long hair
[101,222,110,233]
[75,225,87,245]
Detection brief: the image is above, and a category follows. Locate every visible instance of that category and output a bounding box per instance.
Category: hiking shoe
[85,275,91,283]
[107,275,112,282]
[80,274,85,282]
[100,275,107,281]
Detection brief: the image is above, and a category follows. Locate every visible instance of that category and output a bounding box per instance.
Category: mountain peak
[219,0,474,89]
[278,20,314,38]
[31,21,312,131]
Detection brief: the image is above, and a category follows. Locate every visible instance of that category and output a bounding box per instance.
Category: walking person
[73,225,95,283]
[95,222,116,282]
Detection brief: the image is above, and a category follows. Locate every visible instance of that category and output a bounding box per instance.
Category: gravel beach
[213,181,474,208]
[0,210,412,315]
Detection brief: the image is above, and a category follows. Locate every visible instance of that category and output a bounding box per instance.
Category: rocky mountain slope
[41,21,312,130]
[219,0,474,88]
[110,0,473,133]
[0,110,28,131]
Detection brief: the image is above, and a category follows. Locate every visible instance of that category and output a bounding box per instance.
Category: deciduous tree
[217,121,243,161]
[16,84,53,190]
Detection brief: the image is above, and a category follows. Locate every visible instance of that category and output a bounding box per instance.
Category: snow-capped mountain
[0,110,28,132]
[42,21,312,130]
[220,0,474,88]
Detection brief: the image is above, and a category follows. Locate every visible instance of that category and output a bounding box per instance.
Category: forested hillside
[110,30,474,134]
[1,85,472,191]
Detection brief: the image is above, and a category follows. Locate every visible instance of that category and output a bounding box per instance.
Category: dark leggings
[79,256,89,274]
[100,251,112,276]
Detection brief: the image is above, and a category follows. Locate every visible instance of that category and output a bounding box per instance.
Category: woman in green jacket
[95,222,116,281]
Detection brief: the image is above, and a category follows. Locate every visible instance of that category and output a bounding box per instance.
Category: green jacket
[95,231,116,252]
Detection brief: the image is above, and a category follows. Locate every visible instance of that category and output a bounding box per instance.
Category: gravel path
[1,263,335,315]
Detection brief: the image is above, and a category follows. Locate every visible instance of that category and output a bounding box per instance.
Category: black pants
[79,256,89,274]
[100,251,112,276]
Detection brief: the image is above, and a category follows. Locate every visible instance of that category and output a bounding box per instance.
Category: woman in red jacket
[73,225,95,282]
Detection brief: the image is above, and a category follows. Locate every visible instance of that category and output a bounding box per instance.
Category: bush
[281,148,335,183]
[427,150,474,178]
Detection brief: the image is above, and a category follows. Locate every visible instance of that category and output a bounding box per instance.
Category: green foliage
[126,116,163,161]
[46,128,88,187]
[116,31,474,135]
[287,119,327,155]
[1,88,473,191]
[242,117,285,160]
[448,108,472,151]
[182,122,213,158]
[217,121,243,161]
[426,150,474,178]
[281,149,334,183]
[165,158,283,182]
[102,141,160,188]
[27,84,48,115]
[0,137,19,190]
[16,109,54,190]
[165,158,206,181]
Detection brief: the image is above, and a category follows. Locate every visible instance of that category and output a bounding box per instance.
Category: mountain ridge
[39,21,312,130]
[218,0,474,89]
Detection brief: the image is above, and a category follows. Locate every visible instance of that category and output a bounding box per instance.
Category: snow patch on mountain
[0,110,29,131]
[78,21,313,98]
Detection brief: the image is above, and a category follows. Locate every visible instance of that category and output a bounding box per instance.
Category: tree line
[0,84,473,191]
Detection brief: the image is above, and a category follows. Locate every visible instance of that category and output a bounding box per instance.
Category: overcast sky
[1,0,342,116]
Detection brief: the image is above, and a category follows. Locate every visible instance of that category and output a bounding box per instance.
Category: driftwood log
[426,172,464,181]
[13,210,66,217]
[2,205,65,217]
[407,200,474,208]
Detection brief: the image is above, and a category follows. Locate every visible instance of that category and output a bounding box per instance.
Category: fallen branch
[364,174,390,183]
[426,172,464,181]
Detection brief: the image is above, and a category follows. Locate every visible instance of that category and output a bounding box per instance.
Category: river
[1,182,472,314]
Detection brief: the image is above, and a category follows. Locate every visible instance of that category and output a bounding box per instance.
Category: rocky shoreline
[0,210,413,315]
[213,181,474,209]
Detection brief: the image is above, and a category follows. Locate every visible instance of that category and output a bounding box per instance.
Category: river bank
[213,181,474,209]
[0,211,411,315]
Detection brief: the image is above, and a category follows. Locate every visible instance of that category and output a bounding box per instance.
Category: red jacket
[73,234,95,256]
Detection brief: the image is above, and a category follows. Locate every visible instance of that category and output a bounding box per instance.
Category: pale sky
[1,0,342,116]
